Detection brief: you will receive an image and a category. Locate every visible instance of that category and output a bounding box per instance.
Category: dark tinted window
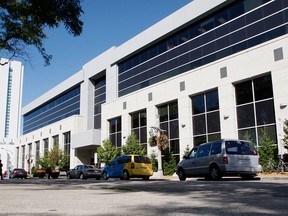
[197,144,211,157]
[211,141,222,155]
[134,156,151,164]
[225,140,257,155]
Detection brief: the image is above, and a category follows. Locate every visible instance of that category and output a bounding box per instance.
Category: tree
[162,148,177,176]
[150,150,158,172]
[37,144,69,171]
[258,127,278,172]
[283,119,288,149]
[97,139,120,166]
[0,0,83,66]
[122,132,146,156]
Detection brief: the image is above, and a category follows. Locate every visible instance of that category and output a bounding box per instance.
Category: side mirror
[183,155,188,160]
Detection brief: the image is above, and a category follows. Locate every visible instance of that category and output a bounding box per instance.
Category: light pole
[149,126,167,177]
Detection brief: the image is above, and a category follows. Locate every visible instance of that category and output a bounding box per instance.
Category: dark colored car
[9,168,28,179]
[67,165,101,180]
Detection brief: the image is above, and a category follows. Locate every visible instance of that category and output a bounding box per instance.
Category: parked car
[101,155,153,180]
[9,168,28,179]
[176,139,262,181]
[67,165,101,180]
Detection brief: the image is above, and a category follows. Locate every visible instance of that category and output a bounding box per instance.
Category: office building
[0,59,24,173]
[16,0,288,171]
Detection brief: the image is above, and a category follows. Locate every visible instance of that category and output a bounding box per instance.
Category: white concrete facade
[15,0,288,170]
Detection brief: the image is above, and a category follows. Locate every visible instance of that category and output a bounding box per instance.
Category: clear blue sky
[22,0,192,106]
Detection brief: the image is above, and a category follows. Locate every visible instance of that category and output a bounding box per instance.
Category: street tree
[97,139,120,166]
[122,132,146,156]
[37,144,69,171]
[0,0,83,66]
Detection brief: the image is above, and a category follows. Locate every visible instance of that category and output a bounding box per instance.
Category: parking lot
[1,175,288,215]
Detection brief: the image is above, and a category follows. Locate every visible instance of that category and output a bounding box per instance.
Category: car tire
[177,168,186,181]
[102,171,108,180]
[122,170,130,180]
[209,165,222,180]
[142,176,150,180]
[67,173,71,179]
[79,173,86,180]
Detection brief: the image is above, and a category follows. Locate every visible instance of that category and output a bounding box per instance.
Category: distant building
[16,0,288,171]
[0,59,24,173]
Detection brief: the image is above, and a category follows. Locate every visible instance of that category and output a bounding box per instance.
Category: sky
[21,0,192,107]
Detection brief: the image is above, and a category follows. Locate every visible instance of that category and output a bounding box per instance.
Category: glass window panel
[169,102,178,120]
[206,90,219,111]
[116,133,122,147]
[132,129,139,139]
[207,111,220,133]
[237,104,255,128]
[169,120,179,139]
[110,134,116,147]
[159,105,168,122]
[257,125,277,145]
[194,136,207,146]
[110,119,116,133]
[192,94,205,114]
[238,128,256,146]
[131,112,139,129]
[193,114,206,135]
[140,111,147,126]
[140,127,147,144]
[256,100,275,125]
[235,80,253,105]
[170,139,180,154]
[208,133,221,143]
[116,118,121,132]
[254,75,273,101]
[160,122,168,136]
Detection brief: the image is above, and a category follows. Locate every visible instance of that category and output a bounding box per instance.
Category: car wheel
[142,176,150,180]
[209,166,222,180]
[102,171,108,180]
[178,168,186,181]
[67,173,71,179]
[79,173,86,180]
[122,170,130,180]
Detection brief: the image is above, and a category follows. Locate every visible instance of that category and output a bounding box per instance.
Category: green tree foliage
[150,150,158,172]
[97,139,120,165]
[122,132,146,156]
[258,127,279,172]
[37,144,69,171]
[0,0,83,66]
[283,119,288,149]
[162,148,177,176]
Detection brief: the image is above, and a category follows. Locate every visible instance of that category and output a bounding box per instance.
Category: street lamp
[149,126,167,177]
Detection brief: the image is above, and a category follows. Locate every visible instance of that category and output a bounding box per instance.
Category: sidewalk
[151,172,288,181]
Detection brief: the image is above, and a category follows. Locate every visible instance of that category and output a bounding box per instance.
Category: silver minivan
[176,139,262,181]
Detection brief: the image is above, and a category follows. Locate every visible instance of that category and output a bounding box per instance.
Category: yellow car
[102,155,153,180]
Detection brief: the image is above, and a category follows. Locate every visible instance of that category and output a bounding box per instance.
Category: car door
[70,165,79,178]
[193,143,211,175]
[182,147,198,176]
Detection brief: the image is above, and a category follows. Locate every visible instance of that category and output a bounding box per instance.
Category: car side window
[197,144,211,157]
[211,141,222,155]
[188,148,197,159]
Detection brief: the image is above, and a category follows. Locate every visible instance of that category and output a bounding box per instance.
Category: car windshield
[225,140,257,155]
